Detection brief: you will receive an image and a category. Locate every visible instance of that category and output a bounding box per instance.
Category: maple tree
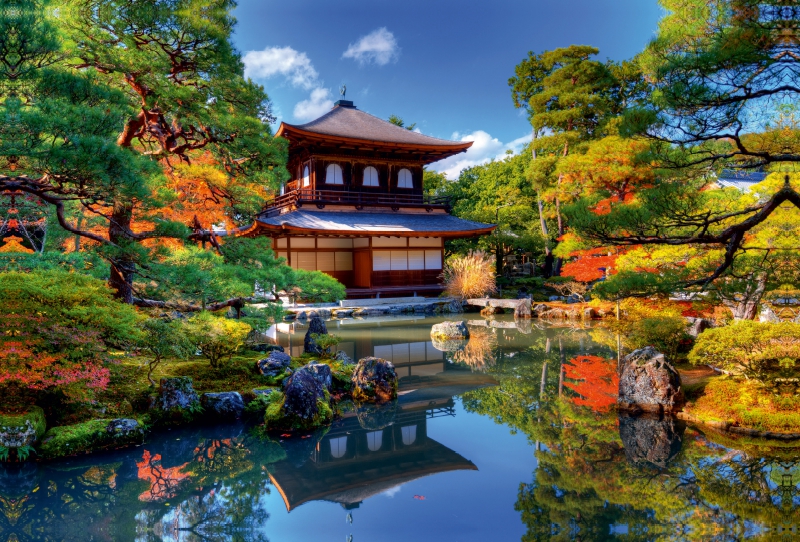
[562,355,618,413]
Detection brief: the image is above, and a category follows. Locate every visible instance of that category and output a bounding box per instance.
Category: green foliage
[290,269,346,302]
[689,321,800,383]
[0,269,143,346]
[623,316,689,361]
[138,319,194,385]
[183,312,251,369]
[311,333,341,355]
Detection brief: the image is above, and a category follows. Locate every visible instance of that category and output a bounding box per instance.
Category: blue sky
[232,0,664,177]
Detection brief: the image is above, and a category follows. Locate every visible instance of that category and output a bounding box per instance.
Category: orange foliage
[136,450,190,501]
[563,355,619,413]
[561,248,622,282]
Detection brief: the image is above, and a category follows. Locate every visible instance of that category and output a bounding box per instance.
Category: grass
[685,377,800,433]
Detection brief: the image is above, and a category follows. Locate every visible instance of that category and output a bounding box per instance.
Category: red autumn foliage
[563,355,619,413]
[0,312,110,402]
[561,248,622,282]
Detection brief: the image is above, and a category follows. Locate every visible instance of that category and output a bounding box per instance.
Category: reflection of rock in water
[356,400,397,431]
[0,462,38,501]
[431,337,466,352]
[619,414,685,468]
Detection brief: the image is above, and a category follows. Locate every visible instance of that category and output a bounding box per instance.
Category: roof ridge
[284,105,468,147]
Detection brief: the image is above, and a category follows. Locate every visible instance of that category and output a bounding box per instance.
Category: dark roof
[256,210,495,237]
[716,170,767,190]
[278,104,472,148]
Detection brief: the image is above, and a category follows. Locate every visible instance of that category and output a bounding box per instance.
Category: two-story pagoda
[251,100,495,297]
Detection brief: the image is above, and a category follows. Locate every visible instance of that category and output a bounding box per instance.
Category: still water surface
[1,315,798,541]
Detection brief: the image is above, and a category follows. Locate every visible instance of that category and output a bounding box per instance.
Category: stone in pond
[352,357,398,403]
[304,315,328,355]
[256,350,292,377]
[201,392,245,419]
[618,347,684,413]
[157,377,200,412]
[282,368,326,421]
[431,320,469,341]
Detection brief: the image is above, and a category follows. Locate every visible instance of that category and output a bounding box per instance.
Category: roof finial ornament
[339,84,346,99]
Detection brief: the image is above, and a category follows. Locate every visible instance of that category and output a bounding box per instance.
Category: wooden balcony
[262,188,451,217]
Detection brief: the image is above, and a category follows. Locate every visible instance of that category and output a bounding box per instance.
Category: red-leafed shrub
[563,355,619,413]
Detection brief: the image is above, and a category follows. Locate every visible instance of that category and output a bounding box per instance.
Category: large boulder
[352,357,398,403]
[201,392,245,419]
[256,350,292,377]
[304,315,328,355]
[303,361,333,392]
[157,377,200,412]
[618,347,684,413]
[619,414,685,468]
[282,368,326,421]
[431,320,469,341]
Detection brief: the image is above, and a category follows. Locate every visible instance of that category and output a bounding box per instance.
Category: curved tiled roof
[256,210,494,237]
[279,104,472,148]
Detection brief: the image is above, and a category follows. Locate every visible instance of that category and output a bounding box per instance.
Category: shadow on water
[0,315,798,541]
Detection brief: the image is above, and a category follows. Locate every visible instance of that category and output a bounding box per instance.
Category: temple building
[251,100,495,297]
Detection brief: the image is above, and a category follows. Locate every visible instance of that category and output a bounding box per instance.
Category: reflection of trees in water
[0,429,281,541]
[451,328,497,372]
[461,328,800,540]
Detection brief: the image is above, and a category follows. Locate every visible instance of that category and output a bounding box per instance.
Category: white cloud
[243,46,319,90]
[293,88,335,121]
[342,28,400,66]
[431,131,532,179]
[381,485,402,498]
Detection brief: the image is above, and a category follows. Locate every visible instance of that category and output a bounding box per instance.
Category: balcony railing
[262,188,451,217]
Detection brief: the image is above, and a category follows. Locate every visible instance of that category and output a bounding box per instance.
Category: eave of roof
[254,210,496,238]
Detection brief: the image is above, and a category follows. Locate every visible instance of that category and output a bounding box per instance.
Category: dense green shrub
[689,321,800,382]
[183,312,251,368]
[624,316,689,361]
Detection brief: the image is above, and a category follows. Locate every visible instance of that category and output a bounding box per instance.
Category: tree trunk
[109,204,135,303]
[558,337,565,397]
[725,273,768,320]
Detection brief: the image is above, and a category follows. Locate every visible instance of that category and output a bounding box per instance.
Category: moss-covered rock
[351,357,398,403]
[263,389,333,431]
[0,406,46,449]
[38,418,145,460]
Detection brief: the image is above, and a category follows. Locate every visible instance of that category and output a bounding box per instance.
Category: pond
[1,315,798,541]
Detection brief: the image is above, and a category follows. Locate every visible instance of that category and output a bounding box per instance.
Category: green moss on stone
[38,419,144,460]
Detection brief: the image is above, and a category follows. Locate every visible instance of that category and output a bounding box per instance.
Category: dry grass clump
[442,251,497,301]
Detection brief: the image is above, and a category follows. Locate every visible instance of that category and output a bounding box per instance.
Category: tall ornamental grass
[442,251,497,300]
